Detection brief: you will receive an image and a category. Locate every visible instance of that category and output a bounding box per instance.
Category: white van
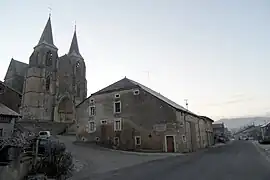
[38,131,51,139]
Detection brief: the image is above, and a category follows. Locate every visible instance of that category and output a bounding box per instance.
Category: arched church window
[76,61,80,68]
[46,51,53,66]
[76,61,81,75]
[46,76,50,91]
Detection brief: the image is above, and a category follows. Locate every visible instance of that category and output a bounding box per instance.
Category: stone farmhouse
[76,77,214,153]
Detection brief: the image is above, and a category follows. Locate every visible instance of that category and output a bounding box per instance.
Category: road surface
[84,141,270,180]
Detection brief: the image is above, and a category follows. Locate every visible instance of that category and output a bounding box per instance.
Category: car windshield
[39,132,47,136]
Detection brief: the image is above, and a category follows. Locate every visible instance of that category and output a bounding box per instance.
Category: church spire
[68,27,82,58]
[35,17,57,49]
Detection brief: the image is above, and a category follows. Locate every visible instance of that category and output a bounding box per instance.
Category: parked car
[39,131,51,139]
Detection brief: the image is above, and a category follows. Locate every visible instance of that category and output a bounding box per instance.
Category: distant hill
[215,117,270,130]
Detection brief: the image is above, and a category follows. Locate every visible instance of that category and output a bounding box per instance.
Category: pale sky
[0,0,270,120]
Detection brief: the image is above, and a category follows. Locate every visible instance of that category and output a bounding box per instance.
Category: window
[0,86,5,94]
[101,120,107,124]
[182,135,186,142]
[114,118,122,131]
[95,137,100,142]
[114,101,121,113]
[0,129,2,136]
[90,98,94,103]
[45,76,50,91]
[46,51,53,66]
[76,61,81,75]
[89,106,96,116]
[133,89,140,95]
[76,61,80,68]
[88,121,96,133]
[135,136,141,145]
[114,94,120,98]
[114,137,119,146]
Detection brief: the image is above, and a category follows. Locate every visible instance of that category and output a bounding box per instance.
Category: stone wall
[0,157,31,180]
[0,118,15,138]
[76,88,186,152]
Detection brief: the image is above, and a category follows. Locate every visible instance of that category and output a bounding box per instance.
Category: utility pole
[184,99,188,110]
[142,71,150,83]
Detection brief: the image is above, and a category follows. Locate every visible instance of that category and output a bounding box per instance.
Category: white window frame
[114,118,122,131]
[114,101,121,113]
[114,93,120,98]
[133,89,140,95]
[87,121,96,133]
[90,98,94,103]
[95,137,100,142]
[100,120,107,124]
[89,106,96,116]
[114,137,120,146]
[182,135,186,142]
[135,136,141,145]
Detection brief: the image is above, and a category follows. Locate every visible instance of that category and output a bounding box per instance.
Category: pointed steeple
[68,28,83,59]
[35,17,57,49]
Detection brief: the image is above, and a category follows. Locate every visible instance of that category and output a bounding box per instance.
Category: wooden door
[166,136,175,152]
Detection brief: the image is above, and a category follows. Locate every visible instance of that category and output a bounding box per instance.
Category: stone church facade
[4,17,87,123]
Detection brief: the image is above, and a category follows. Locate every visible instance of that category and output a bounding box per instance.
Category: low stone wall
[0,157,32,180]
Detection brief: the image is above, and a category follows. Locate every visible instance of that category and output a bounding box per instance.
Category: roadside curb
[209,141,233,149]
[73,141,184,156]
[251,141,270,163]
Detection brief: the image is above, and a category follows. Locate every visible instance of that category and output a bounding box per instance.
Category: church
[3,16,87,123]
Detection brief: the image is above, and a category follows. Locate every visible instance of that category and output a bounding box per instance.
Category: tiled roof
[68,30,83,58]
[36,17,57,49]
[4,59,28,80]
[90,77,198,116]
[0,103,21,117]
[0,80,22,96]
[128,78,189,113]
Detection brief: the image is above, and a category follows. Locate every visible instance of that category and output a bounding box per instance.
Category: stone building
[76,77,214,152]
[3,17,87,123]
[0,103,21,138]
[0,81,22,113]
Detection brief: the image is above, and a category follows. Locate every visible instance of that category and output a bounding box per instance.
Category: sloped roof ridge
[126,78,195,114]
[0,103,21,117]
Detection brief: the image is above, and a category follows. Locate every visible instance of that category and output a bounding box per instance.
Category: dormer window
[46,51,53,66]
[133,89,140,95]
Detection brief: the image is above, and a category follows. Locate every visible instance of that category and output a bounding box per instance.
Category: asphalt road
[85,141,270,180]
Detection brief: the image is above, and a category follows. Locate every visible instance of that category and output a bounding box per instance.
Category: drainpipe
[198,119,201,148]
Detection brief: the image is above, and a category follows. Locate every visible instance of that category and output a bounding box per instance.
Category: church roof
[4,58,28,79]
[68,30,83,58]
[36,17,57,49]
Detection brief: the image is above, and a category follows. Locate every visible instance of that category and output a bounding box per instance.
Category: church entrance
[58,97,74,122]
